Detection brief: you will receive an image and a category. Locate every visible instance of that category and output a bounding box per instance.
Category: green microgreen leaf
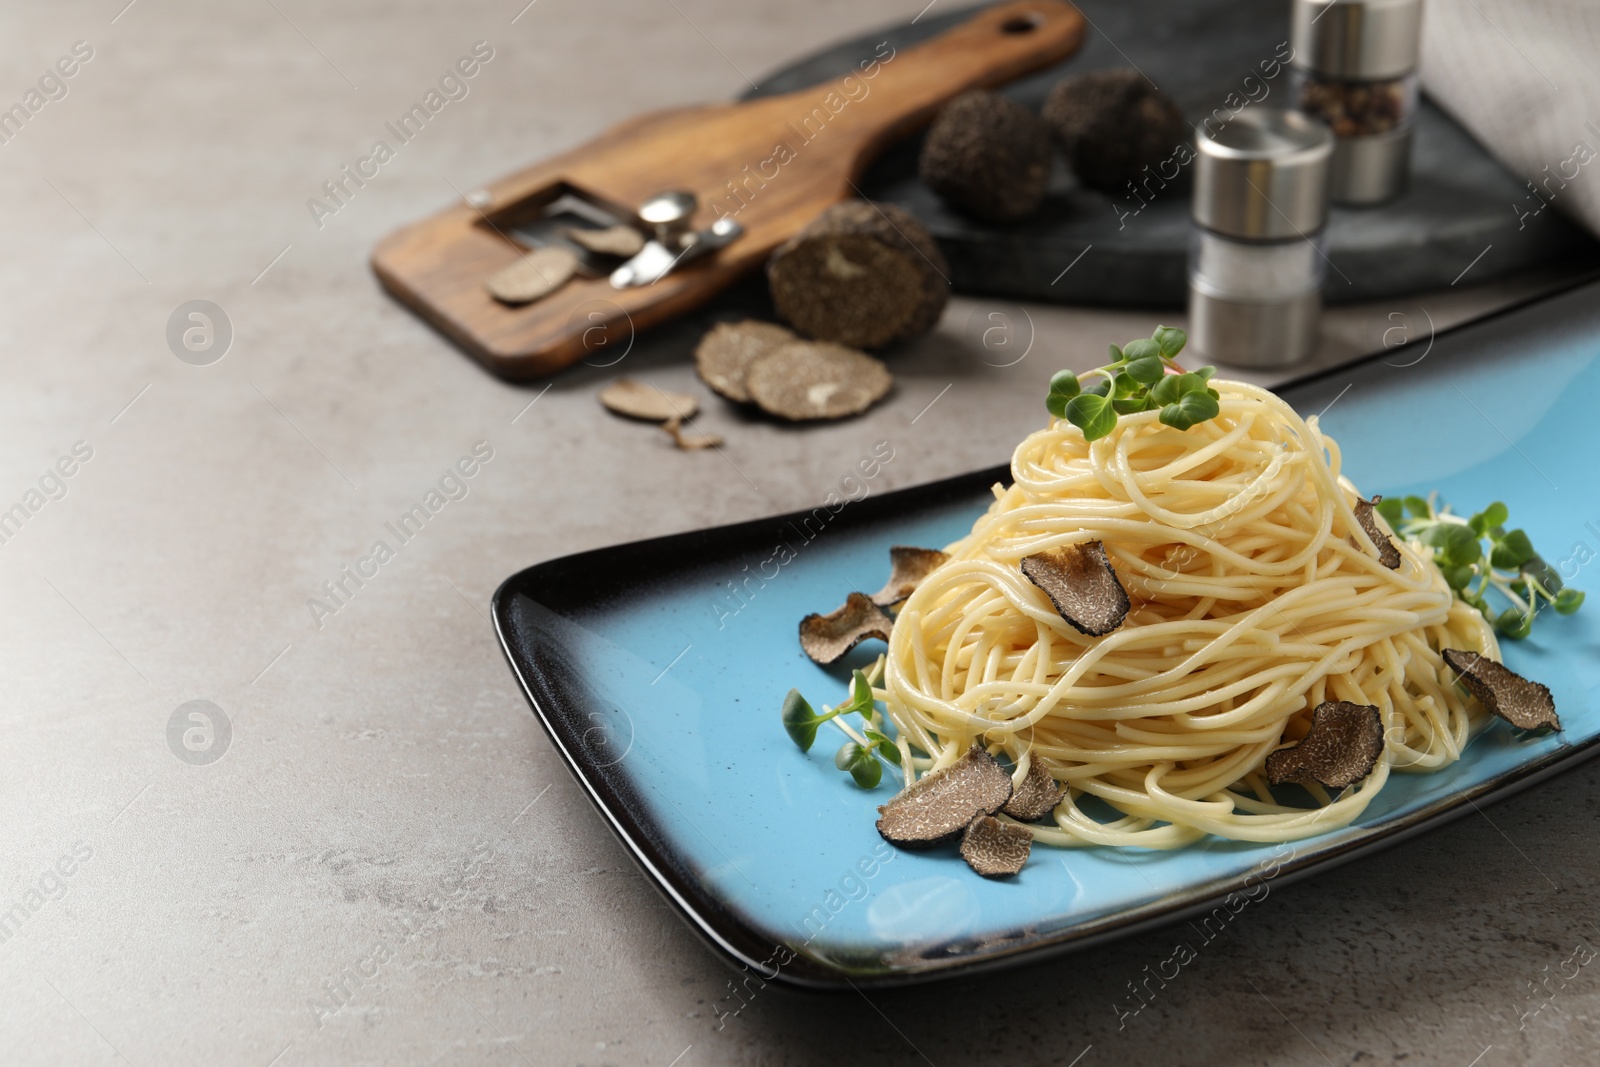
[834,742,882,789]
[781,689,821,752]
[1108,343,1124,363]
[1374,497,1405,527]
[1121,338,1160,362]
[1153,325,1187,360]
[1159,389,1220,431]
[1431,524,1482,569]
[1049,370,1081,398]
[1149,372,1183,407]
[1065,393,1118,441]
[1555,587,1586,614]
[864,729,901,765]
[1496,607,1534,640]
[1402,495,1432,519]
[1126,355,1165,385]
[850,669,873,714]
[1491,529,1535,569]
[1468,501,1509,536]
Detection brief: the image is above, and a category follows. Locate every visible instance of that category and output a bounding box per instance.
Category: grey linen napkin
[1421,0,1600,235]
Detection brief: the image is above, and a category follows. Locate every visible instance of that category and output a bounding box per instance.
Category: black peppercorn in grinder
[1290,0,1424,205]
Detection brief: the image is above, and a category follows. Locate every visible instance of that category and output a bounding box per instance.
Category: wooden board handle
[371,1,1086,380]
[784,0,1086,175]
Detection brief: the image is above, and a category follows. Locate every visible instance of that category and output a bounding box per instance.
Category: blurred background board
[745,0,1598,307]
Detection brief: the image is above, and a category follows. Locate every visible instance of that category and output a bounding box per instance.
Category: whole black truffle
[1042,69,1188,194]
[918,90,1052,223]
[766,200,948,350]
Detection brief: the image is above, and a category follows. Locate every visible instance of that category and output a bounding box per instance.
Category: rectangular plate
[493,282,1600,990]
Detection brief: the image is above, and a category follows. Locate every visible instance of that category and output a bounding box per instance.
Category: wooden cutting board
[371,1,1086,380]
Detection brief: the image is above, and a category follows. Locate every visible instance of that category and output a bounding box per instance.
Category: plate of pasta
[495,282,1600,989]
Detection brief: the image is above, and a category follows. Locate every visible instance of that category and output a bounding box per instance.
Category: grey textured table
[2,2,1596,1065]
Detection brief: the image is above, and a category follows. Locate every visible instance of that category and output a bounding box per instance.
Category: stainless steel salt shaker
[1188,108,1334,367]
[1291,0,1424,205]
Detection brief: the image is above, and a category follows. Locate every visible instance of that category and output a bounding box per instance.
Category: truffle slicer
[370,1,1085,380]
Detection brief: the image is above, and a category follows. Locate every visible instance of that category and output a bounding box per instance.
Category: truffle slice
[876,745,1014,846]
[766,200,949,349]
[598,379,698,422]
[1442,649,1559,731]
[798,592,894,665]
[919,90,1052,223]
[486,246,579,305]
[693,320,797,404]
[1265,700,1385,789]
[565,224,645,258]
[960,815,1032,877]
[661,415,722,451]
[871,546,951,607]
[1020,541,1131,637]
[1002,758,1066,822]
[1042,69,1188,194]
[746,342,893,422]
[1353,496,1402,569]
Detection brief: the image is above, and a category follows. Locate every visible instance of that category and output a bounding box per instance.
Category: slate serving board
[744,0,1597,307]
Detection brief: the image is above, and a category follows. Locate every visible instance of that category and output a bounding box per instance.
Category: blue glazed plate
[494,282,1600,990]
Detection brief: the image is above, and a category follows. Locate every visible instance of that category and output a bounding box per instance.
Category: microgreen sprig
[781,670,901,789]
[1375,495,1584,639]
[1046,326,1220,441]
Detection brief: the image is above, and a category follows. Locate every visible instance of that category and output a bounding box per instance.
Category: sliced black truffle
[565,224,645,258]
[1002,758,1066,822]
[766,200,949,350]
[693,320,796,404]
[918,90,1052,224]
[597,378,697,422]
[798,592,894,665]
[485,245,579,305]
[660,415,721,451]
[1020,540,1130,637]
[960,815,1032,877]
[1265,700,1385,789]
[876,745,1013,846]
[1041,69,1188,194]
[871,546,951,607]
[1353,495,1401,569]
[1442,649,1559,731]
[745,342,893,421]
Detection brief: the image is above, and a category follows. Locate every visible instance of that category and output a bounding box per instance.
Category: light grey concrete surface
[1,2,1596,1065]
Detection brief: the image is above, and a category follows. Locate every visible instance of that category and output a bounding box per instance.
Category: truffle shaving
[960,816,1032,878]
[798,592,894,665]
[745,342,893,422]
[1442,649,1559,731]
[876,745,1014,846]
[1020,540,1131,637]
[1265,700,1385,789]
[693,320,797,404]
[565,224,645,258]
[1002,758,1066,822]
[661,415,722,451]
[1353,496,1402,569]
[871,546,951,607]
[598,379,698,422]
[485,246,578,305]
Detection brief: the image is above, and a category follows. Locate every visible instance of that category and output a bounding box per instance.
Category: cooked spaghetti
[879,378,1497,849]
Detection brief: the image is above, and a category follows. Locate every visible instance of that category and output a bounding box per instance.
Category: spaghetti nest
[882,379,1496,849]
